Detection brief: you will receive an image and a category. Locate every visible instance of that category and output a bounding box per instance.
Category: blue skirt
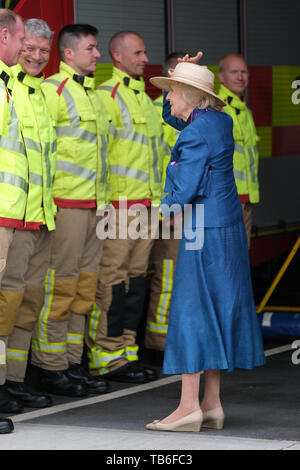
[162,219,266,374]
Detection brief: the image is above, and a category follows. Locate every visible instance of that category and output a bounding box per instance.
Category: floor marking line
[264,344,293,357]
[10,343,292,423]
[9,375,181,423]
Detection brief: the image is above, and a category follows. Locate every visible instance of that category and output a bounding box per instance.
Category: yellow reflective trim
[67,333,84,345]
[31,339,66,354]
[146,321,168,335]
[6,348,28,361]
[88,346,126,368]
[38,268,55,344]
[156,259,174,326]
[88,303,101,343]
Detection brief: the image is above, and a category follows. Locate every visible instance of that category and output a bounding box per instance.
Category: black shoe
[137,364,158,381]
[0,387,24,414]
[5,381,53,409]
[38,369,88,397]
[66,362,110,395]
[105,363,149,384]
[0,418,14,434]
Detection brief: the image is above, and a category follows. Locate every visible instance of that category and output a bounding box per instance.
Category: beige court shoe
[202,407,224,430]
[146,409,203,432]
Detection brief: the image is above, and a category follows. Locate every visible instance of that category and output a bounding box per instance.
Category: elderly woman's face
[166,84,190,120]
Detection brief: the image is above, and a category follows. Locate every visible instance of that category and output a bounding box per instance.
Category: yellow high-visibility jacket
[41,61,110,210]
[153,94,180,192]
[0,60,28,228]
[218,84,260,203]
[11,64,56,231]
[97,67,164,208]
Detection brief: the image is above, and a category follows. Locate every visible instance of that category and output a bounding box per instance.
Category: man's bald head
[218,53,249,98]
[109,30,148,79]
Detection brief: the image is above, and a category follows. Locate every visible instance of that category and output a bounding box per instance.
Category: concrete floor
[1,343,300,451]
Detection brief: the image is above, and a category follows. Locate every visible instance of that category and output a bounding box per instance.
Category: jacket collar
[12,64,44,92]
[0,59,13,88]
[219,84,246,111]
[59,61,95,90]
[113,67,145,93]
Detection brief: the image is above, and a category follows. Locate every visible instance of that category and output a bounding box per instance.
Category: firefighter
[0,8,25,435]
[30,24,110,397]
[85,31,164,383]
[218,53,260,247]
[145,53,185,354]
[0,18,57,414]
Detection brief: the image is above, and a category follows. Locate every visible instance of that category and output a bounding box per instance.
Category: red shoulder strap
[57,78,69,96]
[111,82,121,99]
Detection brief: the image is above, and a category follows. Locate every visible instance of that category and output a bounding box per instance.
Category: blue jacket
[162,96,243,228]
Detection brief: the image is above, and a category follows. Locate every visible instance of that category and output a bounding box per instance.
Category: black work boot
[37,369,88,397]
[0,386,24,414]
[104,362,149,384]
[66,362,110,394]
[5,380,53,409]
[0,418,14,434]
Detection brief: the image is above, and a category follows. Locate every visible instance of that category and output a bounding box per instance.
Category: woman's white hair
[172,81,216,109]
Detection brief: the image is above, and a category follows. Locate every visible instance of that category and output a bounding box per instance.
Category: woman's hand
[177,51,203,64]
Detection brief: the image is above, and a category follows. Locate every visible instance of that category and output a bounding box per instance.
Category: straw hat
[150,62,226,107]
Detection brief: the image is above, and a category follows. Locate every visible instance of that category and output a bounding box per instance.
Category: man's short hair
[57,24,99,60]
[24,18,54,43]
[163,51,186,75]
[0,8,21,33]
[108,30,144,58]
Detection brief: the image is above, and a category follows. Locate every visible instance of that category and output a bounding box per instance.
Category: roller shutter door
[75,0,166,64]
[172,0,239,65]
[245,0,300,65]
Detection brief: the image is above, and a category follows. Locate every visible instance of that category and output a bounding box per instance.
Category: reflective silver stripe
[147,322,168,334]
[235,143,245,154]
[99,352,125,365]
[30,172,43,186]
[110,164,149,183]
[233,169,248,182]
[0,135,26,155]
[44,142,52,188]
[88,304,101,343]
[254,144,258,154]
[0,171,28,192]
[51,139,57,154]
[8,98,24,145]
[151,136,160,183]
[56,125,97,143]
[157,259,172,324]
[7,350,28,361]
[90,347,101,368]
[248,147,257,183]
[46,79,79,127]
[154,102,162,107]
[67,334,84,344]
[114,128,148,146]
[0,82,25,156]
[100,134,107,184]
[101,86,148,145]
[39,268,55,344]
[24,137,41,153]
[31,339,66,353]
[46,79,97,144]
[159,134,171,156]
[56,160,96,182]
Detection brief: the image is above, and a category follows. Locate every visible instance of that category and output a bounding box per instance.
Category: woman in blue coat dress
[146,62,265,433]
